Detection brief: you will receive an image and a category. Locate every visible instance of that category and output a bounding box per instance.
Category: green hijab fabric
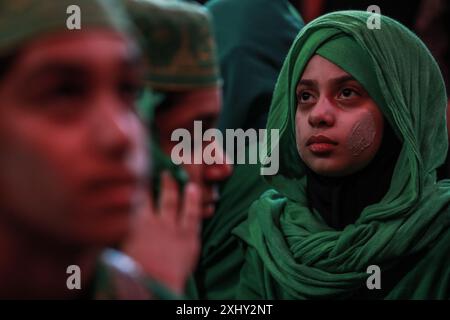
[234,11,450,299]
[315,34,385,110]
[0,0,133,55]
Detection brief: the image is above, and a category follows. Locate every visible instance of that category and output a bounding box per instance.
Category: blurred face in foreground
[295,55,384,177]
[0,30,148,247]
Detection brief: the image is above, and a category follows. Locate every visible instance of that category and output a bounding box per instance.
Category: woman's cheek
[346,111,377,157]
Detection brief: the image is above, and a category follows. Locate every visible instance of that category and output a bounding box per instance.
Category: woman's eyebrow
[331,75,357,86]
[297,75,358,91]
[297,79,317,89]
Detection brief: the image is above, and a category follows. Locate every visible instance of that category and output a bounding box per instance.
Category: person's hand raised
[123,172,202,294]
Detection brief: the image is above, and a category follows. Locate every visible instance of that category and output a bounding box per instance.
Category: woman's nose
[308,98,336,128]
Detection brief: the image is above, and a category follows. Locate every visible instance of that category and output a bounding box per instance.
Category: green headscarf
[234,11,450,299]
[0,0,133,55]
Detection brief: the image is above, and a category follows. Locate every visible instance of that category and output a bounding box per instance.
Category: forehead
[10,30,138,75]
[300,54,350,81]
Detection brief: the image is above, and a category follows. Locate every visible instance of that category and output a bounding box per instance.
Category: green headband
[315,34,386,111]
[0,0,134,55]
[125,0,221,90]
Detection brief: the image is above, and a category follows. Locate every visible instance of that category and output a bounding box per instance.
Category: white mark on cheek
[347,112,376,156]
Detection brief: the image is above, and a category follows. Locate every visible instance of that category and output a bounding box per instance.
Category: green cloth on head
[0,0,133,55]
[185,0,303,300]
[234,11,450,299]
[125,0,220,90]
[316,34,386,112]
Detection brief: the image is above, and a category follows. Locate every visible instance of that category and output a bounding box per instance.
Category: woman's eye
[298,91,315,103]
[339,88,358,99]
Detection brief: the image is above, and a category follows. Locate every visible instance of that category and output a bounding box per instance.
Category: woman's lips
[308,143,336,154]
[306,135,338,154]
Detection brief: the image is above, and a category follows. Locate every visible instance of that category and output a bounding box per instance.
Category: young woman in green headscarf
[234,11,450,299]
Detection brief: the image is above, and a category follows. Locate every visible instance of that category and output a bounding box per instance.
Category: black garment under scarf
[306,122,402,230]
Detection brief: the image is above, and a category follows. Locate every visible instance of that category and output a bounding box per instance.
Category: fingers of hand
[181,182,202,233]
[158,171,180,224]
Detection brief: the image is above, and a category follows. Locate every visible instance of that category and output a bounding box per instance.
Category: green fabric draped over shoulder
[234,11,450,299]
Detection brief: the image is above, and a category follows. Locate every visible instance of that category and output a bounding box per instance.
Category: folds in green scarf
[234,11,450,299]
[0,0,133,55]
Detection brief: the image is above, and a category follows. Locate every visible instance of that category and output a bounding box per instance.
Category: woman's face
[295,55,384,177]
